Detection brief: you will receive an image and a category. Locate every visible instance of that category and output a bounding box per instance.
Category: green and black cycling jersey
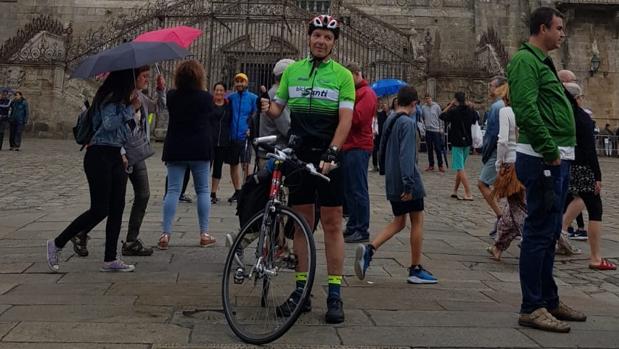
[275,57,355,147]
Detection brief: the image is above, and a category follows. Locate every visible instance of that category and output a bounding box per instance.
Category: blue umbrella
[71,41,192,79]
[371,79,408,97]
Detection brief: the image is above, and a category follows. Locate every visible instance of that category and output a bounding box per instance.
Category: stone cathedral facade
[0,0,617,138]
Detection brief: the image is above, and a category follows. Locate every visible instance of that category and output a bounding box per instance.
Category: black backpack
[378,112,407,175]
[236,169,271,228]
[72,105,95,150]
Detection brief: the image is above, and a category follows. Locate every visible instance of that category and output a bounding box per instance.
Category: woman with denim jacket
[46,69,139,273]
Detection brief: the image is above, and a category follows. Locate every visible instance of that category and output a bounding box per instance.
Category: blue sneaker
[407,265,438,284]
[354,244,373,280]
[568,228,588,241]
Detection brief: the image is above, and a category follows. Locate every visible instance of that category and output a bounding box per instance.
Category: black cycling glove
[320,147,339,167]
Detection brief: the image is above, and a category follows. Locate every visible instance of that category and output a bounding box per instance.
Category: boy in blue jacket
[354,86,437,284]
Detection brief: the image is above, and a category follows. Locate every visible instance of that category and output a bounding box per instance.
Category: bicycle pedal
[234,267,245,284]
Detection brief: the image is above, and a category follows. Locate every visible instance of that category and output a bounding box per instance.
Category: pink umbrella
[134,26,202,49]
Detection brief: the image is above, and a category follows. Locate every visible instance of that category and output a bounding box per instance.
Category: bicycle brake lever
[306,163,331,182]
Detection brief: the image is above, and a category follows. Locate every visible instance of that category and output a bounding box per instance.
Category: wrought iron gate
[68,0,416,91]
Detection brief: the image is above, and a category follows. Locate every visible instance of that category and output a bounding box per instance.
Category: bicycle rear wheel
[222,206,316,344]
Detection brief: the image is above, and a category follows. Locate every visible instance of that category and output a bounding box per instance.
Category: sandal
[158,234,170,250]
[589,259,617,271]
[462,196,474,201]
[486,245,501,261]
[450,194,462,200]
[200,233,216,247]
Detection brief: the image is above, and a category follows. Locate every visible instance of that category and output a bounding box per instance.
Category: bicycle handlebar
[254,137,330,182]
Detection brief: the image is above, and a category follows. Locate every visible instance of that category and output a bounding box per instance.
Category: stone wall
[349,0,618,124]
[0,63,96,138]
[0,0,147,43]
[558,6,619,127]
[0,0,617,136]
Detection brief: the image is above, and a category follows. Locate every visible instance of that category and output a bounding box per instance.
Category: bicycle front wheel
[222,206,316,344]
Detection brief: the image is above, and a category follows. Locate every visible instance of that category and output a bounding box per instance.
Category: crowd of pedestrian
[41,7,615,336]
[0,89,29,151]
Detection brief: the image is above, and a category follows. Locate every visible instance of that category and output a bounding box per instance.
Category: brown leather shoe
[549,302,587,322]
[518,308,570,333]
[200,233,216,247]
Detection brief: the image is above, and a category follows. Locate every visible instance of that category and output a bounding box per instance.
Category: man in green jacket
[508,7,586,333]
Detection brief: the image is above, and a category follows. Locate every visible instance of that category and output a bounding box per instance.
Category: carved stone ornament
[0,66,26,88]
[338,4,413,61]
[214,2,285,17]
[0,15,70,63]
[475,44,504,76]
[10,31,66,64]
[475,28,509,75]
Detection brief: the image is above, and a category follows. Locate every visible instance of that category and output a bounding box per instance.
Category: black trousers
[9,121,24,148]
[0,119,8,150]
[211,146,228,180]
[371,134,381,168]
[126,160,150,242]
[55,146,128,262]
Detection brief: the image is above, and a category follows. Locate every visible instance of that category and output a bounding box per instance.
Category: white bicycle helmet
[308,15,340,39]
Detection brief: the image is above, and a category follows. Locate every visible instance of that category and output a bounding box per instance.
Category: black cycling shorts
[226,140,252,166]
[286,149,343,207]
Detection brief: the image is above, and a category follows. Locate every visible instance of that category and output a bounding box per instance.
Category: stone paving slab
[0,262,32,274]
[191,324,341,345]
[0,304,174,323]
[0,344,150,349]
[0,294,137,306]
[337,326,539,347]
[1,139,619,348]
[5,283,111,296]
[106,282,217,296]
[135,294,222,307]
[171,308,372,327]
[366,310,518,327]
[520,329,619,348]
[152,345,409,349]
[0,305,10,316]
[58,270,180,284]
[0,284,15,295]
[0,274,62,284]
[0,322,17,338]
[436,300,515,312]
[3,322,191,344]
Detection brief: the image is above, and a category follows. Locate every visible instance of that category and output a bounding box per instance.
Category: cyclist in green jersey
[261,14,355,324]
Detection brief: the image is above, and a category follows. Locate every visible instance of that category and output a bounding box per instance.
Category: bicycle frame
[251,160,285,279]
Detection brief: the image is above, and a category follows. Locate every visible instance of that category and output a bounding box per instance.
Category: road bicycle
[222,135,329,344]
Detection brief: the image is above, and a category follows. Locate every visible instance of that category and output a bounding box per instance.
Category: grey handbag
[124,123,155,166]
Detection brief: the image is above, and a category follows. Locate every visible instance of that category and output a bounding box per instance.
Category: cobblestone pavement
[0,139,618,348]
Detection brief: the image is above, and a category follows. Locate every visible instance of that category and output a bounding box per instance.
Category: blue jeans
[515,153,571,314]
[163,161,211,234]
[425,131,444,167]
[342,149,371,237]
